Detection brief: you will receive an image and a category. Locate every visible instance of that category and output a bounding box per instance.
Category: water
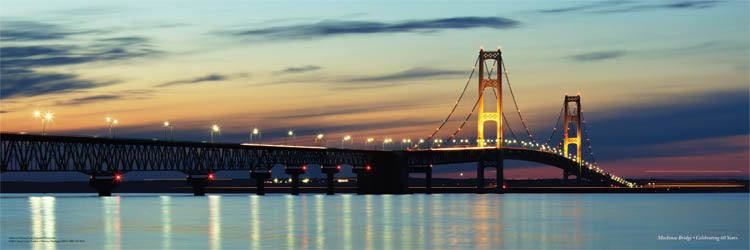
[1,193,747,249]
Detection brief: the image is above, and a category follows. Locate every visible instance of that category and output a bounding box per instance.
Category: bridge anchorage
[0,47,637,196]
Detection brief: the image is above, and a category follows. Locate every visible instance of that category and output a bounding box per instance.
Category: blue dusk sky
[0,0,748,180]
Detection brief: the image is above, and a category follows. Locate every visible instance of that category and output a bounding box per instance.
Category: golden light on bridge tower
[564,94,582,167]
[477,48,503,148]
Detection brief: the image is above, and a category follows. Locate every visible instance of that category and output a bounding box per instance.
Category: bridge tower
[477,48,503,148]
[563,94,582,180]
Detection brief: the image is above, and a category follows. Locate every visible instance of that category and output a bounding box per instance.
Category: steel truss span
[0,133,371,174]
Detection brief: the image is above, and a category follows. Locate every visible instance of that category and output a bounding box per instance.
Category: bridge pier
[426,165,433,194]
[285,166,306,195]
[89,173,122,196]
[250,169,272,195]
[322,165,341,195]
[476,164,485,194]
[407,164,432,194]
[476,149,504,194]
[352,165,375,194]
[186,173,214,196]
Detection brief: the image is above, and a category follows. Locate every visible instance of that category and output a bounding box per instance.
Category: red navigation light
[337,165,341,170]
[90,175,93,179]
[115,174,122,181]
[302,165,307,171]
[429,164,433,168]
[208,173,215,180]
[321,165,324,169]
[365,165,372,171]
[502,184,506,189]
[268,169,272,173]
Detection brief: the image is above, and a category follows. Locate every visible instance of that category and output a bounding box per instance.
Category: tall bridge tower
[477,48,503,148]
[564,94,582,179]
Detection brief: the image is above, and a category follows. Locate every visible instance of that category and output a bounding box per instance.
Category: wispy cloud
[280,65,322,74]
[569,50,626,62]
[229,16,519,41]
[345,67,463,83]
[538,0,721,14]
[0,31,160,99]
[59,95,121,105]
[0,20,96,41]
[54,89,154,105]
[255,67,465,90]
[0,69,117,99]
[157,73,243,87]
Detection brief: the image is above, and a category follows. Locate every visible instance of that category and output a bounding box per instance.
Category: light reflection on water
[1,193,748,249]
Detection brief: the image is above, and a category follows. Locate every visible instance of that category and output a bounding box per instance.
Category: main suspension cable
[427,56,480,140]
[502,59,536,143]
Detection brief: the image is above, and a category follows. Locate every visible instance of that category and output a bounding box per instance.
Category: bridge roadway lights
[250,169,272,195]
[186,173,214,196]
[285,165,307,195]
[89,173,122,196]
[321,165,341,195]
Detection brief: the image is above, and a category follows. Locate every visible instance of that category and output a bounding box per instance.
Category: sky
[1,0,748,180]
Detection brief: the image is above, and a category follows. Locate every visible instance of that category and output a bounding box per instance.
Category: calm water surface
[1,193,747,249]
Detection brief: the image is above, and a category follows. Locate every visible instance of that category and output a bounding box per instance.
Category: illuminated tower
[564,94,582,169]
[477,48,503,148]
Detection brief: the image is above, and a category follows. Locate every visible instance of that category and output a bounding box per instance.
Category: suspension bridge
[0,48,635,196]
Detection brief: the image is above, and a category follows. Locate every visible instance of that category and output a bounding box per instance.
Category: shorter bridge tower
[563,94,582,180]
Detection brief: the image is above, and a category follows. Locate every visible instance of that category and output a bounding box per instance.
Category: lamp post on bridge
[163,121,173,141]
[33,110,53,135]
[383,138,392,150]
[105,117,118,138]
[287,130,295,146]
[210,124,220,143]
[250,127,261,143]
[365,137,374,149]
[341,135,352,148]
[315,133,326,146]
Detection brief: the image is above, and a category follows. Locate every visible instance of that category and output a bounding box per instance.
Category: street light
[33,110,53,135]
[251,128,261,143]
[365,137,375,149]
[287,130,295,145]
[315,133,325,146]
[211,124,220,143]
[383,138,393,150]
[341,135,352,148]
[105,117,118,138]
[163,121,173,141]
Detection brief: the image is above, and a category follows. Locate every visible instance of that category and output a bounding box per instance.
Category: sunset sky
[1,0,748,179]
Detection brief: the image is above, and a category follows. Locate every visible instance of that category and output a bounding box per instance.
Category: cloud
[267,101,428,120]
[280,65,322,74]
[230,16,519,41]
[0,34,159,99]
[53,90,154,105]
[0,21,85,41]
[254,67,465,90]
[569,51,626,61]
[157,74,229,87]
[0,68,116,99]
[538,0,720,14]
[57,95,121,105]
[346,67,463,83]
